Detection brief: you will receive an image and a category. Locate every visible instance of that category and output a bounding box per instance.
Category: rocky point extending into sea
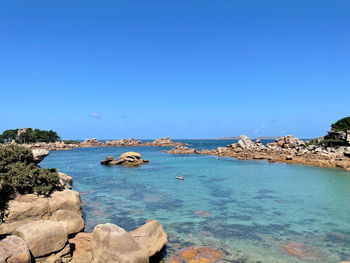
[0,149,168,263]
[21,137,185,151]
[166,132,350,171]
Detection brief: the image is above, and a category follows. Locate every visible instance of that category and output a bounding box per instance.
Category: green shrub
[0,144,34,172]
[321,139,344,147]
[61,140,81,144]
[0,144,60,211]
[304,138,318,148]
[331,117,350,131]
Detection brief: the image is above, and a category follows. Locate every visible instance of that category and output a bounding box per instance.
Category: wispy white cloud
[90,112,101,119]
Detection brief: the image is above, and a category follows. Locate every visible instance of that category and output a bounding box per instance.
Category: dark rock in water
[100,152,149,167]
[100,156,114,164]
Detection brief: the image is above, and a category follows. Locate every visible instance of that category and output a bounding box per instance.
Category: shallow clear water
[40,141,350,262]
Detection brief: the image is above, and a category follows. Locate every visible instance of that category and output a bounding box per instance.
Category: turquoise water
[40,141,350,262]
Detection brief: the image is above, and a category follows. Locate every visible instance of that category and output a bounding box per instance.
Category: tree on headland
[0,128,60,144]
[331,117,350,131]
[0,129,18,142]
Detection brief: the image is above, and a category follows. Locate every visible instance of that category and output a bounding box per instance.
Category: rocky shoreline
[21,137,186,151]
[0,152,168,263]
[166,135,350,171]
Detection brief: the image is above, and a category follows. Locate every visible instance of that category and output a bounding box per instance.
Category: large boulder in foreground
[50,209,85,234]
[14,220,68,258]
[0,235,31,263]
[130,220,167,257]
[91,223,149,263]
[0,189,83,235]
[49,189,82,215]
[100,152,149,167]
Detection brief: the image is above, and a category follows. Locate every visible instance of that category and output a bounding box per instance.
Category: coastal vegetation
[0,128,60,144]
[61,139,80,144]
[0,144,59,210]
[331,116,350,131]
[304,117,350,147]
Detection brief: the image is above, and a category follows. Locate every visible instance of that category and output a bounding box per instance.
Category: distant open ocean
[41,139,350,262]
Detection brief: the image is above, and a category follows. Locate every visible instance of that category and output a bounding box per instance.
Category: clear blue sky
[0,0,349,139]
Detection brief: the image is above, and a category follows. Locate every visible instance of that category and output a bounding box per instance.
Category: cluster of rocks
[67,219,167,263]
[24,141,79,151]
[100,152,149,167]
[21,137,186,152]
[166,135,350,170]
[81,137,185,148]
[142,137,185,147]
[166,146,198,154]
[0,172,83,263]
[79,139,104,147]
[0,190,167,263]
[105,138,142,146]
[0,151,167,263]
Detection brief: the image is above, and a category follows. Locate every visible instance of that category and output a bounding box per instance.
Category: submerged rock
[283,241,322,260]
[193,210,211,218]
[100,152,149,167]
[166,247,221,263]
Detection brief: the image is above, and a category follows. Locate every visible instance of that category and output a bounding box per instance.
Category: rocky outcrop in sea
[166,135,350,170]
[100,152,150,167]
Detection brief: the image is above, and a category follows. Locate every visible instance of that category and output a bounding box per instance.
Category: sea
[40,139,350,262]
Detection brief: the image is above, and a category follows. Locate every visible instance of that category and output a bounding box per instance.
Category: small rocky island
[100,152,149,167]
[0,145,167,263]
